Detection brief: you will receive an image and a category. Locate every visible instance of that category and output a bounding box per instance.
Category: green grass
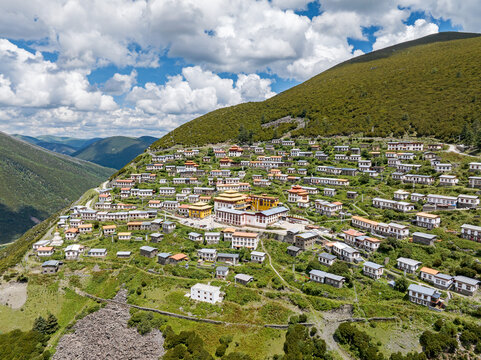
[0,132,114,244]
[0,276,90,334]
[153,33,481,148]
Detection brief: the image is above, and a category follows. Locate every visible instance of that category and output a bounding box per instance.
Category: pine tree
[45,313,59,335]
[32,316,47,334]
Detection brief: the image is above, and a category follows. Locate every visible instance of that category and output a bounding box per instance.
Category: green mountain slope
[153,32,481,149]
[72,136,157,169]
[0,133,114,244]
[12,135,102,155]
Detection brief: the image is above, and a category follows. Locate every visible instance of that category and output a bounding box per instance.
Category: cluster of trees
[334,322,384,360]
[163,327,213,360]
[275,321,329,360]
[420,318,481,358]
[0,313,59,360]
[33,313,58,336]
[127,311,166,335]
[163,327,252,360]
[460,120,481,150]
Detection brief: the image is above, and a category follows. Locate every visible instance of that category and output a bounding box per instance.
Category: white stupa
[50,231,64,247]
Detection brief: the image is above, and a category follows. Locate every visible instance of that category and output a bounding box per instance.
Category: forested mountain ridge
[152,32,481,149]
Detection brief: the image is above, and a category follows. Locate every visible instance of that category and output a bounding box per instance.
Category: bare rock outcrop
[54,290,164,360]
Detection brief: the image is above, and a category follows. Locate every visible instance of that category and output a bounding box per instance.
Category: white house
[205,232,221,244]
[372,198,414,212]
[407,284,441,307]
[197,248,217,262]
[363,261,384,280]
[438,175,458,186]
[190,283,222,304]
[65,244,84,260]
[469,162,481,171]
[88,248,107,257]
[250,251,266,263]
[460,223,481,242]
[397,257,422,274]
[453,276,480,296]
[318,252,336,266]
[231,232,259,250]
[434,163,452,173]
[309,270,345,288]
[457,194,479,209]
[189,232,203,242]
[416,212,440,229]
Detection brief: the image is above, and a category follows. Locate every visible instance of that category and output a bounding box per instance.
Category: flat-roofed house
[287,246,301,257]
[318,252,336,266]
[190,283,222,304]
[205,232,221,244]
[197,248,217,261]
[216,266,229,279]
[416,212,440,229]
[460,224,481,242]
[397,257,422,274]
[407,284,441,307]
[235,274,253,285]
[216,253,239,265]
[42,260,61,274]
[363,261,384,280]
[453,276,480,296]
[412,232,437,246]
[140,246,158,258]
[309,270,345,288]
[250,251,266,263]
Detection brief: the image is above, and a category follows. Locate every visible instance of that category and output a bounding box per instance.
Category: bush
[334,323,384,360]
[393,277,409,293]
[215,343,227,357]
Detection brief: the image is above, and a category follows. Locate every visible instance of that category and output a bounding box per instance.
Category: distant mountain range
[72,136,157,169]
[0,132,114,244]
[152,32,481,149]
[13,135,157,169]
[12,134,101,155]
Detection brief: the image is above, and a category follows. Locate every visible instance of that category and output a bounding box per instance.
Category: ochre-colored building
[188,202,213,218]
[249,194,279,211]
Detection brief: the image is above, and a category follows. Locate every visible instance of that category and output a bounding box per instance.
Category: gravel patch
[54,290,164,360]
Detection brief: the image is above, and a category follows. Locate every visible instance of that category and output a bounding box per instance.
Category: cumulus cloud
[0,39,116,111]
[373,19,439,50]
[103,70,137,96]
[1,0,476,137]
[126,66,275,115]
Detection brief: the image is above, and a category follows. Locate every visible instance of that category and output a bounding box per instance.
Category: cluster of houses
[31,139,481,310]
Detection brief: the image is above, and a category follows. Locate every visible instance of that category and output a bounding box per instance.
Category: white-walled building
[190,283,222,304]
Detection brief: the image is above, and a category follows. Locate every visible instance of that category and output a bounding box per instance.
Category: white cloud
[1,0,477,137]
[0,39,116,111]
[373,19,439,50]
[126,66,275,115]
[103,70,137,96]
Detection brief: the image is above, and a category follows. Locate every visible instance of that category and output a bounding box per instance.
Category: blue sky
[0,0,475,138]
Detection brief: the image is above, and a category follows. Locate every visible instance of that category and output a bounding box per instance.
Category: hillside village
[4,137,481,359]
